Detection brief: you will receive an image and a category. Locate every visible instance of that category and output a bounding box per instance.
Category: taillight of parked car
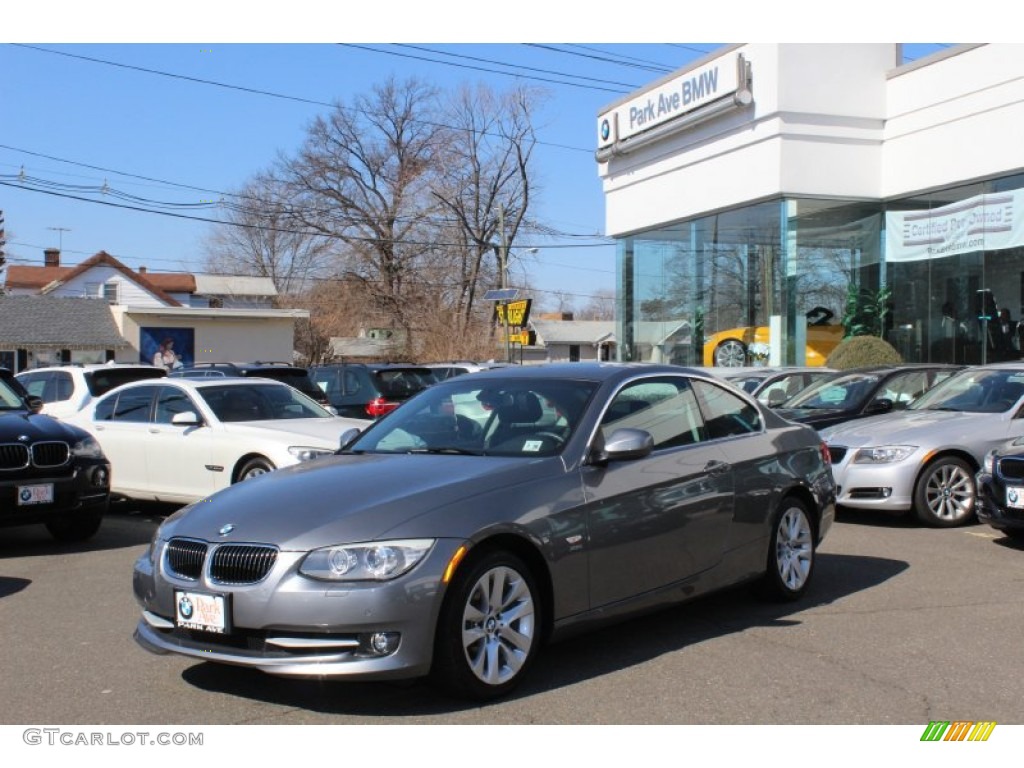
[821,441,832,466]
[366,397,400,418]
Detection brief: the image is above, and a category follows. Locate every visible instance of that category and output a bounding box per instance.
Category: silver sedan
[133,363,835,700]
[822,363,1024,526]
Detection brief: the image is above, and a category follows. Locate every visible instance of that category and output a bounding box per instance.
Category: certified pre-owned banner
[885,190,1024,262]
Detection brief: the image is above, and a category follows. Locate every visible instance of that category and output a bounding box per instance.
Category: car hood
[0,411,91,442]
[225,417,370,445]
[157,453,562,550]
[820,409,1007,448]
[776,407,852,425]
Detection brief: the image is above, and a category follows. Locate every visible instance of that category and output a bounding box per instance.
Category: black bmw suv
[0,368,111,541]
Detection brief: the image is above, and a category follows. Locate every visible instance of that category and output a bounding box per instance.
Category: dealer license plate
[1006,485,1024,510]
[174,590,230,633]
[17,484,53,506]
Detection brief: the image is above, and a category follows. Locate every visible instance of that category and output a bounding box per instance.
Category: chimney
[138,266,147,274]
[44,248,60,268]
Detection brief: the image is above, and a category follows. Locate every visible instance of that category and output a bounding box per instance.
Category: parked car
[976,438,1024,541]
[822,363,1024,527]
[310,363,438,419]
[64,378,370,505]
[169,362,331,408]
[0,367,110,541]
[419,361,506,381]
[16,363,167,419]
[775,364,962,430]
[133,362,835,700]
[718,366,837,407]
[703,307,843,367]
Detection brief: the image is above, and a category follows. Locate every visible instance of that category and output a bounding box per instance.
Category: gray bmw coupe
[133,363,835,700]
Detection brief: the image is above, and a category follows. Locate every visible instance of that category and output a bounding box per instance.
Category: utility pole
[496,206,512,363]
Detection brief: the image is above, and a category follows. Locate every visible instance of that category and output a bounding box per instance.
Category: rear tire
[758,497,815,601]
[431,550,541,701]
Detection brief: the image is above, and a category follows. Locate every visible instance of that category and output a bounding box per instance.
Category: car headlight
[983,450,996,474]
[288,446,336,462]
[300,539,435,581]
[853,445,917,464]
[70,436,105,459]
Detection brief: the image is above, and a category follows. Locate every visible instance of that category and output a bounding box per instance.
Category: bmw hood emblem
[218,523,236,537]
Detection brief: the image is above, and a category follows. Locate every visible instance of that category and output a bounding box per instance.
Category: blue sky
[2,4,963,310]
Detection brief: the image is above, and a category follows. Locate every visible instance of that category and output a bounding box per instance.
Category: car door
[143,384,214,501]
[582,375,735,609]
[91,385,160,497]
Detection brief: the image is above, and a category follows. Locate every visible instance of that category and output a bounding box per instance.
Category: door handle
[704,460,730,476]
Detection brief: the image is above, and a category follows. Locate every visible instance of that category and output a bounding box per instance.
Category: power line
[338,43,631,96]
[7,44,596,156]
[0,177,614,251]
[526,44,675,74]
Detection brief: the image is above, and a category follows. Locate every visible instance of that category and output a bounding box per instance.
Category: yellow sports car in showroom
[703,308,844,367]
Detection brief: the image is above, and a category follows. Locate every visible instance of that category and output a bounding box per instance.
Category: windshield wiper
[407,446,486,456]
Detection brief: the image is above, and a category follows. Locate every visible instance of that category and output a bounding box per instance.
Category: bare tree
[281,78,444,355]
[577,288,617,320]
[203,173,334,295]
[431,83,544,332]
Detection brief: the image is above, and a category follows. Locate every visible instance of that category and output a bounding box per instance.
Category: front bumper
[827,447,920,512]
[132,537,466,680]
[977,472,1024,532]
[0,461,110,528]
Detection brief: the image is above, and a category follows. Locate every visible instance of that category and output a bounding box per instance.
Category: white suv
[15,364,167,419]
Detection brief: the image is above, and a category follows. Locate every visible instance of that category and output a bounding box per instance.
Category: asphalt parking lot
[1,503,1022,725]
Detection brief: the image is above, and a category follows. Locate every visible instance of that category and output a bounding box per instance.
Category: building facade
[597,44,1024,367]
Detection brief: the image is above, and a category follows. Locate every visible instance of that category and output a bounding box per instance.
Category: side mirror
[171,411,203,427]
[865,397,894,415]
[591,428,654,464]
[25,395,44,414]
[339,427,361,451]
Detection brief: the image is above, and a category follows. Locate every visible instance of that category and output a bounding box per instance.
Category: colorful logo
[178,595,194,620]
[920,721,996,741]
[600,119,610,141]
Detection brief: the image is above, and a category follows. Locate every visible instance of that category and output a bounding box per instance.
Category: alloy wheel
[460,564,537,686]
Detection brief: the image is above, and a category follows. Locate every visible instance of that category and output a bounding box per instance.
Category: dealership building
[596,43,1024,367]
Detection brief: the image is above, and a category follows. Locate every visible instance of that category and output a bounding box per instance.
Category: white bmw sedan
[64,377,371,504]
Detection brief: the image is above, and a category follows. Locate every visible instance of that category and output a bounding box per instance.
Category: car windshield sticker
[523,440,543,452]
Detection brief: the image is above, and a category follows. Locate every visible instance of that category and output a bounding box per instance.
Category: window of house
[103,282,119,304]
[569,345,580,362]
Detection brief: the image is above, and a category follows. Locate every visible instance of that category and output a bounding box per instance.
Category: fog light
[93,467,109,487]
[368,632,400,656]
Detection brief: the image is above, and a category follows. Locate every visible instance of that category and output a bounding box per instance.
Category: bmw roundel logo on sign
[1009,489,1018,505]
[19,488,31,503]
[178,595,193,620]
[600,118,610,142]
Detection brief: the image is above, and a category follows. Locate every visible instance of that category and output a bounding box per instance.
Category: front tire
[236,457,274,482]
[714,339,748,367]
[758,497,815,601]
[913,456,976,527]
[431,550,541,701]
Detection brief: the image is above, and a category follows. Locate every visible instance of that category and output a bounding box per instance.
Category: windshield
[347,377,599,457]
[784,373,880,410]
[0,377,27,410]
[909,369,1024,413]
[85,367,166,396]
[198,383,334,422]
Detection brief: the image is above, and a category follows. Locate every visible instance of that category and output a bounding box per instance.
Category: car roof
[103,376,292,391]
[17,363,161,373]
[445,362,712,384]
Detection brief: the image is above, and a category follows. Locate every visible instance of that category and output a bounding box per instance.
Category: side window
[692,379,762,439]
[53,372,74,401]
[881,371,930,407]
[342,369,362,396]
[18,372,48,400]
[155,387,199,424]
[602,377,705,449]
[94,395,116,421]
[110,386,158,423]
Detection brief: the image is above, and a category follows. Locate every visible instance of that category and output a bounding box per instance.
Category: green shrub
[826,335,903,369]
